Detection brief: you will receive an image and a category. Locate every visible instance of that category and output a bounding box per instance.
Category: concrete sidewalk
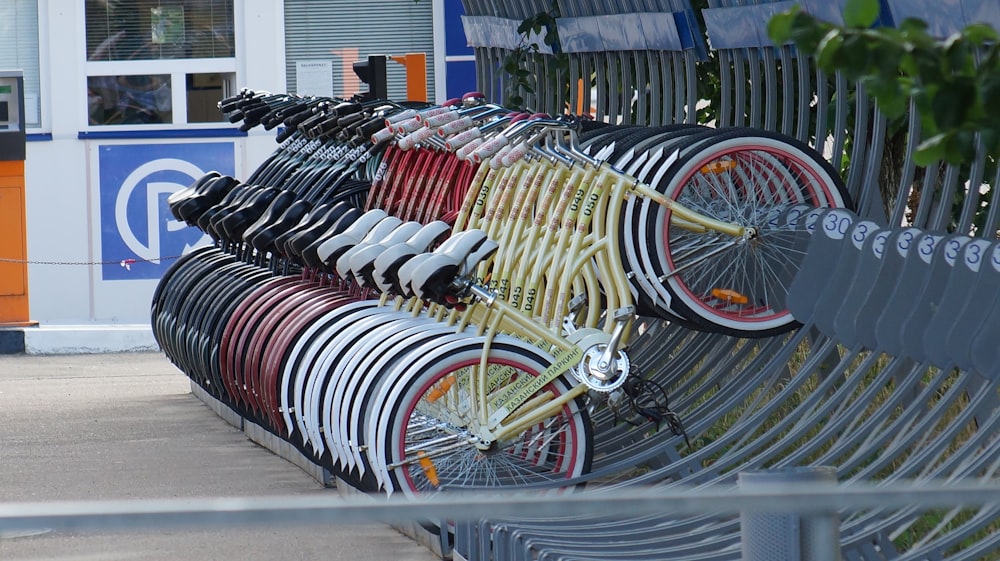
[0,352,439,561]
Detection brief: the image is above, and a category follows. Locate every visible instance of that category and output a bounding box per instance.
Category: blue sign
[98,142,235,280]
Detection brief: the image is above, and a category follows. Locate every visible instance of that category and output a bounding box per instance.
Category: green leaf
[915,132,970,165]
[913,133,950,166]
[930,76,975,130]
[838,33,877,79]
[790,15,833,53]
[843,0,880,28]
[506,95,524,109]
[980,73,1000,127]
[767,7,799,44]
[898,17,929,35]
[963,23,999,46]
[954,129,977,161]
[943,35,975,75]
[872,39,904,79]
[815,29,845,72]
[867,79,907,119]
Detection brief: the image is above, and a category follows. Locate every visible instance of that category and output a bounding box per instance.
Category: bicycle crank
[568,307,633,392]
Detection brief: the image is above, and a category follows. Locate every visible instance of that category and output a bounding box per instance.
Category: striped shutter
[0,0,39,127]
[284,0,435,101]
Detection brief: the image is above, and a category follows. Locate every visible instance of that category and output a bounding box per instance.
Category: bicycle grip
[297,111,329,132]
[356,118,386,140]
[444,128,482,151]
[470,135,509,163]
[436,116,474,136]
[335,112,365,128]
[455,138,484,160]
[489,144,515,169]
[396,126,436,150]
[274,125,297,143]
[414,106,451,123]
[371,127,396,144]
[500,141,531,167]
[422,111,461,128]
[331,101,363,117]
[390,117,422,134]
[385,109,417,125]
[283,108,316,128]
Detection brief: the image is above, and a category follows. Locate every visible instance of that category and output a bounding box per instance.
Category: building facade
[1,0,473,349]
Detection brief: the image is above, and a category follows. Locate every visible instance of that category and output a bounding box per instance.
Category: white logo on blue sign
[99,142,235,280]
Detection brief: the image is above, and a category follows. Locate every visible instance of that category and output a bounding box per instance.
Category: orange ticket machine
[0,69,30,326]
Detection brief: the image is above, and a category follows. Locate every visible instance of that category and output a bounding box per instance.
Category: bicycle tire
[373,337,593,495]
[647,129,852,337]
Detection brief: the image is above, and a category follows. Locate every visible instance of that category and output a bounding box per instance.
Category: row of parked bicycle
[154,89,852,494]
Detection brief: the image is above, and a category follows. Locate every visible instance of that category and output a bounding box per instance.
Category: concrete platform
[0,352,439,561]
[190,381,452,559]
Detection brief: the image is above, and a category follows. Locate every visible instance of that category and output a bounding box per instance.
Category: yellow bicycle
[329,114,851,495]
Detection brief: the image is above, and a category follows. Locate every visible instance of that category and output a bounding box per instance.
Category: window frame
[84,59,237,130]
[82,0,238,131]
[0,0,44,132]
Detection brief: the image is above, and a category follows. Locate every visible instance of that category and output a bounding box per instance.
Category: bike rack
[152,1,1000,559]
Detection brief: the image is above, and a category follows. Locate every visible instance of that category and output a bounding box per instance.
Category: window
[0,0,41,129]
[85,0,235,127]
[284,0,435,101]
[86,0,234,61]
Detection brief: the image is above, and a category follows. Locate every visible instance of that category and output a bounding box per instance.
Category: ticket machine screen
[0,84,15,130]
[0,72,25,160]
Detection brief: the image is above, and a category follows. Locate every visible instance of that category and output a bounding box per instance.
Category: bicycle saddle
[271,201,334,258]
[241,189,296,243]
[398,230,498,303]
[197,183,256,236]
[168,171,221,219]
[175,175,241,226]
[313,209,390,267]
[327,215,404,277]
[214,187,280,243]
[284,202,355,263]
[300,207,362,271]
[173,176,225,224]
[247,199,313,255]
[372,221,452,294]
[340,221,424,287]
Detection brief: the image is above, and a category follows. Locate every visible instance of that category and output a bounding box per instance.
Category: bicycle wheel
[375,337,592,495]
[647,129,852,337]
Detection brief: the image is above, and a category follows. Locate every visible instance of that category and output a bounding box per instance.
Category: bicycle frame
[383,120,754,458]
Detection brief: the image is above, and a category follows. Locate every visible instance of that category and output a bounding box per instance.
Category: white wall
[24,0,287,325]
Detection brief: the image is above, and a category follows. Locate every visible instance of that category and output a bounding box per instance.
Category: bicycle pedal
[699,159,737,174]
[710,288,749,305]
[417,453,440,487]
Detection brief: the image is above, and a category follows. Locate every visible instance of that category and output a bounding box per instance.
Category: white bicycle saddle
[314,209,389,267]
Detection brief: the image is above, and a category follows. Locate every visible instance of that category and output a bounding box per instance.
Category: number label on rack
[918,234,941,264]
[964,240,989,271]
[872,231,889,258]
[917,234,943,263]
[896,229,917,257]
[944,238,966,265]
[850,222,873,248]
[822,210,852,239]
